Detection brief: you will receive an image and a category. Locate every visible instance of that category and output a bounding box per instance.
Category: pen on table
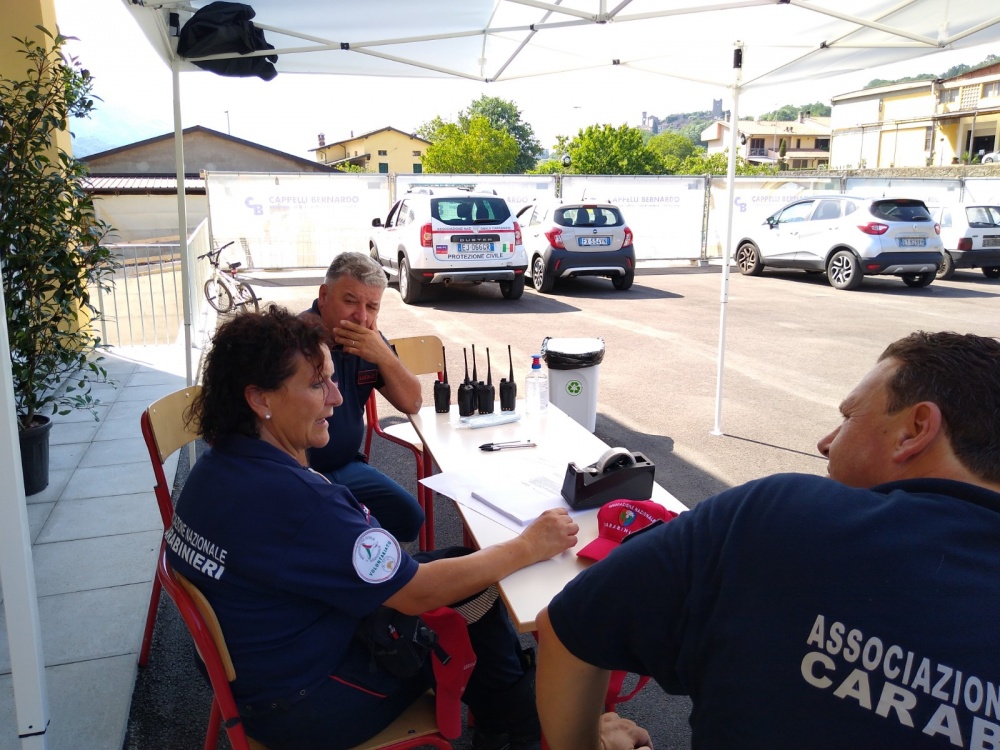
[479,441,536,452]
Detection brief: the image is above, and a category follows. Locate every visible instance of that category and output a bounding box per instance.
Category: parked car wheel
[736,241,763,276]
[531,255,554,293]
[399,257,423,304]
[499,276,525,300]
[936,251,955,280]
[901,272,935,288]
[983,266,1000,279]
[612,269,635,290]
[827,250,864,290]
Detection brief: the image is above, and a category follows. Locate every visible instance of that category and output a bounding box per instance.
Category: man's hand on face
[334,319,389,364]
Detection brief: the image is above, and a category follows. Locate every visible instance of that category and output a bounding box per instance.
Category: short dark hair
[324,251,387,291]
[880,331,1000,483]
[192,306,333,443]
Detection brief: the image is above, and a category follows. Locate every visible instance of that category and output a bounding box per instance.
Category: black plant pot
[19,416,53,496]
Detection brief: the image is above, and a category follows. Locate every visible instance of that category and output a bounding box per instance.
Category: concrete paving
[0,350,186,750]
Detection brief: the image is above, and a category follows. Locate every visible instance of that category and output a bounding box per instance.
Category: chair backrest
[141,386,202,529]
[389,335,445,378]
[156,547,255,750]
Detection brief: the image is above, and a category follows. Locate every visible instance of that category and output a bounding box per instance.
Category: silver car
[736,196,942,290]
[516,201,636,293]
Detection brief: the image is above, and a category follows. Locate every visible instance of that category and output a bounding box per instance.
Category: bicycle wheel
[204,277,234,313]
[234,282,259,313]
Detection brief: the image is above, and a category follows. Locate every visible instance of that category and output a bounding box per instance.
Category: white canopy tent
[5,1,1000,745]
[119,0,1000,417]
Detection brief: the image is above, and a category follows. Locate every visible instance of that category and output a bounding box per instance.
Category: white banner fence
[202,171,1000,269]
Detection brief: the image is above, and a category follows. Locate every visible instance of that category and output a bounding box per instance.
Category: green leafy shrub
[0,27,118,430]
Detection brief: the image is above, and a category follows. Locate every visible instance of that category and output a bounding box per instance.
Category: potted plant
[0,27,117,494]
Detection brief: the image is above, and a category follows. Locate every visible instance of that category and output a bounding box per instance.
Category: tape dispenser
[560,447,655,511]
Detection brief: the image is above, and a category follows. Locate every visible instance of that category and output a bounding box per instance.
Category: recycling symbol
[566,380,583,396]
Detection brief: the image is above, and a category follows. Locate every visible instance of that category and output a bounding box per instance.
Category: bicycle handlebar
[197,240,236,261]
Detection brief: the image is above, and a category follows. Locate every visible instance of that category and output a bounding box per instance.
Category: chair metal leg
[421,449,435,550]
[138,573,162,667]
[204,698,222,750]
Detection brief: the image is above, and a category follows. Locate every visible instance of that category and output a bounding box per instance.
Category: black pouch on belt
[354,606,445,678]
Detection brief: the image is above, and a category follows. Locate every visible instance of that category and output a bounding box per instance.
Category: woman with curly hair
[166,306,577,750]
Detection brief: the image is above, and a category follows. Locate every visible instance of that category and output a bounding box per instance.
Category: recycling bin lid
[541,336,605,369]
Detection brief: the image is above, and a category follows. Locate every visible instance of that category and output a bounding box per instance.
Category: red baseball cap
[421,606,477,739]
[577,499,677,562]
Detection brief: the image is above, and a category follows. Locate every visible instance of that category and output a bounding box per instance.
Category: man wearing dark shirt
[303,252,424,542]
[537,331,1000,750]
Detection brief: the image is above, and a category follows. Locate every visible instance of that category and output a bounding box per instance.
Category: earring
[265,414,272,420]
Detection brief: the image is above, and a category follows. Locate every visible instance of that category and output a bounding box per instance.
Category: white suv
[369,189,528,304]
[929,204,1000,280]
[736,196,942,290]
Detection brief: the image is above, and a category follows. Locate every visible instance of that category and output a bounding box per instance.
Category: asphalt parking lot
[271,264,1000,507]
[127,264,1000,750]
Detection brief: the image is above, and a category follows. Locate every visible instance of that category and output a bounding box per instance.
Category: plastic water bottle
[524,354,548,416]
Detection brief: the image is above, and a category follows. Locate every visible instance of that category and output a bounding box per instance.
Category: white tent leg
[711,52,742,436]
[0,280,50,749]
[172,58,194,387]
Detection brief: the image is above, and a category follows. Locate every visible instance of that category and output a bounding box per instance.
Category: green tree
[415,115,447,143]
[673,150,778,176]
[421,115,519,174]
[460,96,541,173]
[1,28,117,430]
[759,102,832,120]
[567,124,665,175]
[647,131,698,173]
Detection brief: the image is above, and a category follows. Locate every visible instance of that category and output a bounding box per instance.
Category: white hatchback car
[736,195,943,290]
[369,189,528,304]
[929,204,1000,280]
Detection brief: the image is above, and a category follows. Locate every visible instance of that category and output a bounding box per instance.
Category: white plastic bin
[541,337,605,432]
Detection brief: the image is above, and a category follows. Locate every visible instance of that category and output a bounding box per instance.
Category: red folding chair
[138,385,202,667]
[156,547,467,750]
[363,334,444,550]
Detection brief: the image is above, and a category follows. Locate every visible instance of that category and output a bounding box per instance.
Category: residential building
[311,126,431,173]
[701,112,832,169]
[83,125,337,242]
[830,63,1000,168]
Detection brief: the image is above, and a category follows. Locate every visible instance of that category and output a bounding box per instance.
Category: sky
[49,0,999,162]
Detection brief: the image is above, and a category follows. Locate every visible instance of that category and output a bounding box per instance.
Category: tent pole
[172,58,194,387]
[711,46,742,436]
[0,276,50,749]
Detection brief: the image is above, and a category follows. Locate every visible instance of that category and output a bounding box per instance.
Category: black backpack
[177,2,278,81]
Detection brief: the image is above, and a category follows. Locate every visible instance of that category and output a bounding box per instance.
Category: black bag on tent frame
[177,1,278,81]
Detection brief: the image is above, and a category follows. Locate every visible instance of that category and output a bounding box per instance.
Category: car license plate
[578,237,611,247]
[983,237,1000,247]
[459,242,494,252]
[897,237,926,247]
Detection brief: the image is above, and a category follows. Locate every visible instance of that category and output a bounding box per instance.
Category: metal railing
[96,243,182,347]
[96,220,214,350]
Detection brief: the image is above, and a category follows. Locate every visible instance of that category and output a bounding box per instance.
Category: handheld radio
[457,348,476,417]
[477,347,496,414]
[433,345,451,413]
[499,344,517,411]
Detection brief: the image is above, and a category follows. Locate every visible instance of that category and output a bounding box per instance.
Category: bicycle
[198,241,259,314]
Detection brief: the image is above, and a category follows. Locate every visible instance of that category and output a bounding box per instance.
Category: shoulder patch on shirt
[357,369,378,386]
[352,528,402,583]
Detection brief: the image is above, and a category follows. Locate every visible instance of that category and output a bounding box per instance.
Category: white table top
[410,401,686,632]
